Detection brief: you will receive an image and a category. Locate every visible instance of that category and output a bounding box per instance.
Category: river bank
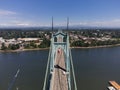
[0,48,49,53]
[1,44,120,53]
[71,44,120,49]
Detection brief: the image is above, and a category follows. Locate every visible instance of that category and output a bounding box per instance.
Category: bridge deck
[51,48,68,90]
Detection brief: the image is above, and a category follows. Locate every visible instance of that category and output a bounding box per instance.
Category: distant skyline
[0,0,120,28]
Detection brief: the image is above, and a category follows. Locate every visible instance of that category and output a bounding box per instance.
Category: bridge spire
[67,17,69,31]
[52,16,54,33]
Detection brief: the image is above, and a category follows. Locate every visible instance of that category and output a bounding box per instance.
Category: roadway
[50,48,68,90]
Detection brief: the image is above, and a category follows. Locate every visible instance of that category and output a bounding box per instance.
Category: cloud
[0,20,45,27]
[92,19,120,27]
[0,9,16,16]
[0,12,120,28]
[0,9,120,28]
[0,21,31,27]
[69,19,120,27]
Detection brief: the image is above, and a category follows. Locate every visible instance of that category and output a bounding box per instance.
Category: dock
[109,81,120,90]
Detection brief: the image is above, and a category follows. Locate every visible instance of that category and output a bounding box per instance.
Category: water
[72,47,120,90]
[0,50,48,90]
[0,47,120,90]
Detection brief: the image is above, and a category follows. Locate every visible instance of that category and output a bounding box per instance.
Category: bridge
[43,30,77,90]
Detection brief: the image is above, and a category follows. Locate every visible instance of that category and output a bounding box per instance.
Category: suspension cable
[70,48,77,90]
[43,44,51,90]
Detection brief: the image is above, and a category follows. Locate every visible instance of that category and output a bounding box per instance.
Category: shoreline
[0,44,120,53]
[71,44,120,49]
[0,48,49,53]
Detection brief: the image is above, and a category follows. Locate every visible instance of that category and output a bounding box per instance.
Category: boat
[107,86,116,90]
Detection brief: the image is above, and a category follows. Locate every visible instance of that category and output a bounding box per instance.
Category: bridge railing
[43,44,52,90]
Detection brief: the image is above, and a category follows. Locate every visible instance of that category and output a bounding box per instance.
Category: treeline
[1,39,50,50]
[71,39,120,47]
[0,30,51,39]
[1,29,120,39]
[38,38,50,48]
[1,43,20,50]
[69,29,120,38]
[24,38,50,49]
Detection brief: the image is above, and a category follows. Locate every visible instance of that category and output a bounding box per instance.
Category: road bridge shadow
[54,65,66,72]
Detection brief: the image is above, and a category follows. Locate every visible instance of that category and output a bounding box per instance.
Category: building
[0,37,5,49]
[0,37,5,43]
[17,38,41,42]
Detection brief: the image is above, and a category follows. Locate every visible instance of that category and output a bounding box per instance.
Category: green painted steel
[43,44,51,90]
[43,30,77,90]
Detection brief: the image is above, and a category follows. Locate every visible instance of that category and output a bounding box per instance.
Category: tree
[1,43,7,50]
[8,44,20,50]
[39,38,50,48]
[30,42,37,48]
[24,44,30,49]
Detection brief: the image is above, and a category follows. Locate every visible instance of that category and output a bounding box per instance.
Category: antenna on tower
[67,17,69,31]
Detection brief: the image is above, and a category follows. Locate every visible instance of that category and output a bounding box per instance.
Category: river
[0,47,120,90]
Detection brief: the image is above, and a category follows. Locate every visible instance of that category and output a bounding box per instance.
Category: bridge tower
[43,30,77,90]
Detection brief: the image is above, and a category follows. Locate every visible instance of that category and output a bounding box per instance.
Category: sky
[0,0,120,27]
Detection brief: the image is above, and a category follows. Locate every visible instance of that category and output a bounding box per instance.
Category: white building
[0,37,5,43]
[0,37,5,49]
[17,38,40,42]
[5,38,16,44]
